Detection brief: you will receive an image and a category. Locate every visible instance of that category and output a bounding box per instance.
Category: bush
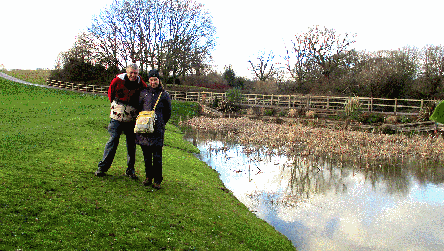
[264,109,275,116]
[417,100,440,121]
[344,97,362,116]
[379,124,396,134]
[225,88,244,104]
[49,59,119,86]
[366,113,385,124]
[181,73,230,91]
[246,108,255,115]
[278,110,287,117]
[217,99,240,113]
[211,96,220,109]
[400,115,412,123]
[288,109,298,118]
[385,115,399,124]
[306,110,316,118]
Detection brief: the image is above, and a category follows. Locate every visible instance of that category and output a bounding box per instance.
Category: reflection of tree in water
[282,156,435,205]
[411,160,444,185]
[184,128,444,208]
[284,156,350,203]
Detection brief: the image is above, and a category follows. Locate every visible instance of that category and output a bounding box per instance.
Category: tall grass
[0,79,294,250]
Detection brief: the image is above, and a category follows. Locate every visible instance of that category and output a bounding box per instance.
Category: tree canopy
[88,0,216,80]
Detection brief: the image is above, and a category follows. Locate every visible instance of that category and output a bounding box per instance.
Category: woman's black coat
[135,86,172,147]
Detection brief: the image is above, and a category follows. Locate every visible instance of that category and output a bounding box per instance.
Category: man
[95,64,147,179]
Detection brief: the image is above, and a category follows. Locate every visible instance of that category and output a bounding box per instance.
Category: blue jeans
[97,119,136,174]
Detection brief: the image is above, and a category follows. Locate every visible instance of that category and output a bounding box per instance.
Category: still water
[185,131,444,251]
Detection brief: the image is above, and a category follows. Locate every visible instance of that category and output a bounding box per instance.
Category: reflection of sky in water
[189,137,444,251]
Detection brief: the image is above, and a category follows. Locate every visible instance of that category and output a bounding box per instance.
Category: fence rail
[46,79,436,116]
[168,91,436,116]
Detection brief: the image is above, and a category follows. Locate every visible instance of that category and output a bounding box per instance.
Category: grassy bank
[0,79,294,250]
[0,69,51,85]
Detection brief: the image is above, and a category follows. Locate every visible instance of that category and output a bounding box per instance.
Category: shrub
[379,124,396,134]
[385,115,399,124]
[400,115,412,123]
[217,99,240,113]
[417,100,440,121]
[347,109,362,122]
[288,109,298,118]
[306,110,316,118]
[181,72,229,91]
[264,109,275,116]
[366,113,384,124]
[246,108,255,115]
[225,88,244,104]
[353,112,384,124]
[211,96,220,109]
[278,110,287,117]
[344,97,362,116]
[260,107,266,116]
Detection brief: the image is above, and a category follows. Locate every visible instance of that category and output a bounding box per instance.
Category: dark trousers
[141,145,163,184]
[97,119,136,174]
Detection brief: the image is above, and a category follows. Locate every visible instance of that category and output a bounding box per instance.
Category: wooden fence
[46,79,436,116]
[169,91,436,116]
[46,79,107,94]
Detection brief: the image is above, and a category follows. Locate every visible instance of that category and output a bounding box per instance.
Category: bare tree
[286,25,356,85]
[88,0,215,83]
[285,34,314,87]
[248,51,276,81]
[422,45,444,79]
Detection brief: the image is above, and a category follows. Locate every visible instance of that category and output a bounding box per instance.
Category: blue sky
[1,0,442,78]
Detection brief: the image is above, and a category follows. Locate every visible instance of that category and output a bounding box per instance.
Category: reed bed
[181,117,444,167]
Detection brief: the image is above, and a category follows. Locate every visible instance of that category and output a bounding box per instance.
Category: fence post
[326,96,330,110]
[288,95,291,108]
[271,94,274,106]
[420,99,424,111]
[306,95,310,110]
[394,98,397,115]
[371,97,373,112]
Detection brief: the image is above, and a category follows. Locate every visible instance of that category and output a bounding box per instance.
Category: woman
[136,69,172,189]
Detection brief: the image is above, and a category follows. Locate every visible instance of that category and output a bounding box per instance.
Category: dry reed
[181,117,444,167]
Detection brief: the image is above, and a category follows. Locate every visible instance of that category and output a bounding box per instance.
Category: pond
[184,130,444,251]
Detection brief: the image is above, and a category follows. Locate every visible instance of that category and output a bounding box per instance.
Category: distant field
[1,69,51,85]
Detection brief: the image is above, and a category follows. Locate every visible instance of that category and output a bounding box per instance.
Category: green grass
[0,79,295,250]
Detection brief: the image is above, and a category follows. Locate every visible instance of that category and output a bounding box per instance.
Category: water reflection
[184,130,444,251]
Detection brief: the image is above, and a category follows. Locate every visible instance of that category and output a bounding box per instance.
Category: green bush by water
[0,79,294,250]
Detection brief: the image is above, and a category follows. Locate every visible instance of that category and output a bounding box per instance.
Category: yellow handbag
[134,92,162,133]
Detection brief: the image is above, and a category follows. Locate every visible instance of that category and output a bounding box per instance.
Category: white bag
[110,100,137,122]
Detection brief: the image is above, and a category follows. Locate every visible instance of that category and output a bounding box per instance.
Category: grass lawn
[0,78,295,250]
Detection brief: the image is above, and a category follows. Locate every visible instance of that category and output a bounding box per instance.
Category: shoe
[125,172,139,180]
[95,170,106,177]
[152,183,161,190]
[142,178,153,186]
